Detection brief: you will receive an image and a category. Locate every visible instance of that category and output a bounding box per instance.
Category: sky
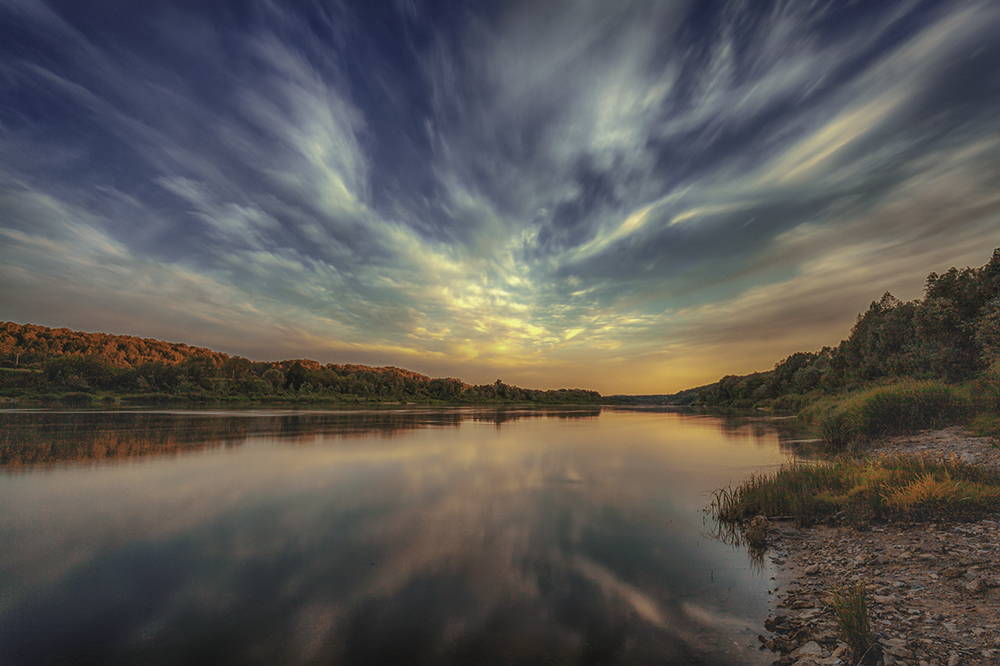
[1,0,999,395]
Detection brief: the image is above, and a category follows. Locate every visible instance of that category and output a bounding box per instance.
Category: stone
[790,640,823,658]
[885,644,916,659]
[765,614,788,631]
[795,658,840,666]
[965,578,987,595]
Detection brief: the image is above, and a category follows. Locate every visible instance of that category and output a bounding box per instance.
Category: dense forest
[0,322,601,406]
[675,248,1000,409]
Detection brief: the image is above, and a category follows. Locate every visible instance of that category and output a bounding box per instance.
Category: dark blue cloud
[1,0,998,391]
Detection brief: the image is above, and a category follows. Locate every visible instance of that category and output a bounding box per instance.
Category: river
[0,407,799,665]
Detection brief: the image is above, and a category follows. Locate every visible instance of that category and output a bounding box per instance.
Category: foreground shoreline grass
[710,378,1000,663]
[710,455,1000,528]
[710,376,1000,529]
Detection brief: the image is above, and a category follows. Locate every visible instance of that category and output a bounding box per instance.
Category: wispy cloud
[1,0,999,392]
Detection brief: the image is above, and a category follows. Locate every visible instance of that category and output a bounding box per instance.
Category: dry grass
[709,456,1000,527]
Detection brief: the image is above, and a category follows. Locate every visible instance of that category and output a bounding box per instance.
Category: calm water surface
[0,407,797,665]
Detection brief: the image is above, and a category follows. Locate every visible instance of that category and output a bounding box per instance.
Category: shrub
[819,380,970,447]
[968,374,1000,413]
[61,392,94,407]
[969,414,1000,446]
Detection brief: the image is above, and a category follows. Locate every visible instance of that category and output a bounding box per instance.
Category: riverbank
[760,428,1000,666]
[0,392,607,409]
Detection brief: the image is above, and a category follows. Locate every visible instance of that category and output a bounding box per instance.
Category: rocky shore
[759,427,1000,666]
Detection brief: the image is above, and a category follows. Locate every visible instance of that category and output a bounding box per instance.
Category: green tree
[284,362,307,391]
[262,368,285,391]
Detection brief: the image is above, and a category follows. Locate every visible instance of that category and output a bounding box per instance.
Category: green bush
[819,380,970,447]
[968,374,1000,413]
[969,414,1000,446]
[61,392,94,407]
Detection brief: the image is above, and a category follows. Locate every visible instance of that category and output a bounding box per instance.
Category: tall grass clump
[969,414,1000,447]
[829,582,880,665]
[711,462,854,527]
[710,457,1000,527]
[819,380,970,448]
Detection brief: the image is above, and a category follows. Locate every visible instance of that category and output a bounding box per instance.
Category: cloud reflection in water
[0,409,781,664]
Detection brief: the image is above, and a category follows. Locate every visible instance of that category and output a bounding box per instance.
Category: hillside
[0,322,601,406]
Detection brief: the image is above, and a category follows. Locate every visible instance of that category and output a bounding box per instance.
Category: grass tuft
[829,582,880,665]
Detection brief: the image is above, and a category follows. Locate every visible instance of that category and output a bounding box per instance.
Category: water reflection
[0,409,781,665]
[0,407,600,469]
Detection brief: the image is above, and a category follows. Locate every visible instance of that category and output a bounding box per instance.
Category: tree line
[0,323,601,405]
[676,248,1000,409]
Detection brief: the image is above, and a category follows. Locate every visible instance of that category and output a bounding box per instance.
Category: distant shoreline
[0,321,603,406]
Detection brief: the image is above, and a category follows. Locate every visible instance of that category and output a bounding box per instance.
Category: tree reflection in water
[0,407,601,469]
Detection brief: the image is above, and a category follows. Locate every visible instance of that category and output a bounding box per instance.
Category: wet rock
[790,640,823,659]
[765,614,787,632]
